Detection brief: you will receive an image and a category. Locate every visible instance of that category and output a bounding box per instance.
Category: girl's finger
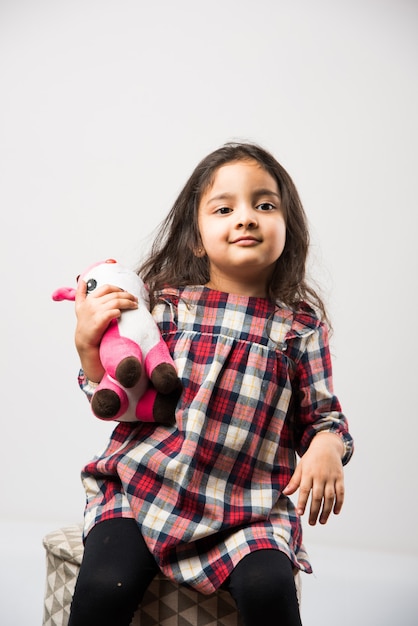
[307,484,324,525]
[333,478,345,515]
[296,479,313,516]
[75,278,87,301]
[318,484,337,525]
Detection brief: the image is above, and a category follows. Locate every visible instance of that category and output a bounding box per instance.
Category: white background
[1,1,417,624]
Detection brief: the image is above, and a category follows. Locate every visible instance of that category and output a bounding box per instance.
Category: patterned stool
[43,524,301,626]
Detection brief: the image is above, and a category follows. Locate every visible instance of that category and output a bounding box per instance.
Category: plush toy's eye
[86,278,97,293]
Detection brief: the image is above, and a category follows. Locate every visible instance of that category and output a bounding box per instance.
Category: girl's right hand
[74,278,138,382]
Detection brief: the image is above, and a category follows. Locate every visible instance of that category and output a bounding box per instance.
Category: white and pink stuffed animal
[52,259,182,425]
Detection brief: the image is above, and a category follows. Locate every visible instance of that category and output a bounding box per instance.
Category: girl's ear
[192,235,206,258]
[193,246,206,258]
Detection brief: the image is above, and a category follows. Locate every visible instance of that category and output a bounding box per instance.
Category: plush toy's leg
[115,356,142,388]
[152,385,183,424]
[135,388,158,422]
[91,377,129,421]
[100,321,143,388]
[144,340,181,395]
[135,385,181,426]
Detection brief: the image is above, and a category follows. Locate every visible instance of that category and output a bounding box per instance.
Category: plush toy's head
[52,258,148,303]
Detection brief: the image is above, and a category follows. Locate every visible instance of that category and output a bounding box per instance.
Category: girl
[69,142,353,626]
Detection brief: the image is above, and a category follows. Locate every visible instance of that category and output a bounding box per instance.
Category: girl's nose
[236,206,257,228]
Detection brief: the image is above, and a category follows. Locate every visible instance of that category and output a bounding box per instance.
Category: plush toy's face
[80,259,148,304]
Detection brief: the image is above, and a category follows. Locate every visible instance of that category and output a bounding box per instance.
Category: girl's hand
[282,433,345,525]
[74,278,138,382]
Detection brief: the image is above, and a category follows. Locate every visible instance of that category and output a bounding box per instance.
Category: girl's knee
[227,550,301,626]
[69,568,144,626]
[74,567,140,604]
[236,565,297,605]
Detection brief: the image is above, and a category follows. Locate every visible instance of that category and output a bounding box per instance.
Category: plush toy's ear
[52,287,77,301]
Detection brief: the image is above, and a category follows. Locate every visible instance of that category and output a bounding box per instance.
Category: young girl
[69,142,353,626]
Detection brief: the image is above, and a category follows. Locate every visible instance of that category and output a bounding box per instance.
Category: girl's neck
[205,278,267,298]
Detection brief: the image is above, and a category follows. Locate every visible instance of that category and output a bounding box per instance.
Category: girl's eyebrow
[205,189,280,206]
[252,188,281,201]
[205,192,234,205]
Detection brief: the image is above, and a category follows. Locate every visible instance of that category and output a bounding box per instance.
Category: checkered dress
[80,286,353,594]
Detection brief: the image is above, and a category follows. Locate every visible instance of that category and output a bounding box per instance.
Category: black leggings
[68,518,302,626]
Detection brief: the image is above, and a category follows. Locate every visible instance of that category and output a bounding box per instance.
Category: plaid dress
[80,286,353,594]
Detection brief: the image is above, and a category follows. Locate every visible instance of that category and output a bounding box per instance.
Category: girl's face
[197,159,286,297]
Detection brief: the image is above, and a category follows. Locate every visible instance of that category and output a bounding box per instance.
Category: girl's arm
[75,277,138,383]
[283,323,353,525]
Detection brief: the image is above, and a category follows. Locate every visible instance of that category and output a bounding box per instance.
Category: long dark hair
[139,142,328,323]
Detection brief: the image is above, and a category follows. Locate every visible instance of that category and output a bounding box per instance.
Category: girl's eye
[216,207,232,215]
[256,202,275,211]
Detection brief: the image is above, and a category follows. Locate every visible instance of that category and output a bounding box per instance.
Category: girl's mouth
[231,237,260,246]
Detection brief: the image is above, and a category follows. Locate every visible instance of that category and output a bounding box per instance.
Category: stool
[42,524,301,626]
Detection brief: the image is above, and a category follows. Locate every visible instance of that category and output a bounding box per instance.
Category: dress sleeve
[77,368,98,401]
[291,323,354,465]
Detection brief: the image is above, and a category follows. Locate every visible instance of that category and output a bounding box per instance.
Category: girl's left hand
[282,433,345,525]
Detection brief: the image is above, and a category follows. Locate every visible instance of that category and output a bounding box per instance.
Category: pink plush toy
[52,259,182,425]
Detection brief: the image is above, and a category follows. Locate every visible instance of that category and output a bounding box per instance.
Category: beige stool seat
[43,524,301,626]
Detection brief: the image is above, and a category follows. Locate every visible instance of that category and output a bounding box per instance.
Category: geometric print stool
[42,525,84,626]
[43,524,301,626]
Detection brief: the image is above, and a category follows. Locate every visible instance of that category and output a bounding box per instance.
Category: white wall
[1,0,417,621]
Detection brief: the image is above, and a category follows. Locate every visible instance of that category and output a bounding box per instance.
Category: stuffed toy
[52,259,182,425]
